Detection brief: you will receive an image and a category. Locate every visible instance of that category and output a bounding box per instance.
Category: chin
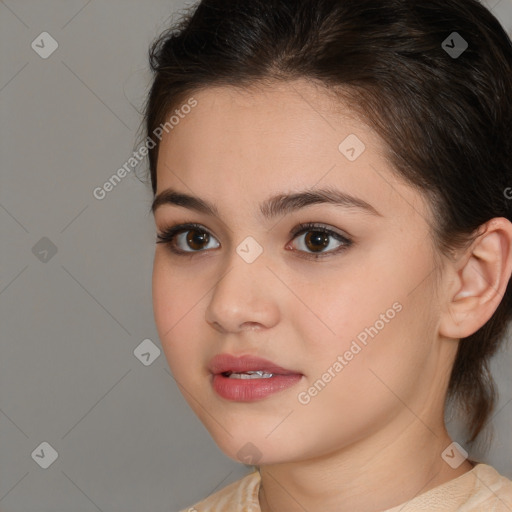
[208,429,300,466]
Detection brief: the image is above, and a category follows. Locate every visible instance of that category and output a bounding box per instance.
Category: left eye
[156,222,352,258]
[287,223,352,257]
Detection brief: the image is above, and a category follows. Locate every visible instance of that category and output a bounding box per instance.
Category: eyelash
[155,222,353,260]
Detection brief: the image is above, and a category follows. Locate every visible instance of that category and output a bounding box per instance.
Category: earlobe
[439,218,512,339]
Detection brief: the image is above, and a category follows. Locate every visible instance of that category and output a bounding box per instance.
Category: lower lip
[212,373,303,402]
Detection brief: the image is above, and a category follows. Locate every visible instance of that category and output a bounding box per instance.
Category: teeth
[227,370,274,379]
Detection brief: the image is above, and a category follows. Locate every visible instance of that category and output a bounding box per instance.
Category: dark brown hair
[141,0,512,444]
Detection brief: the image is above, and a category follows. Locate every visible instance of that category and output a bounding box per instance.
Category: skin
[151,79,512,512]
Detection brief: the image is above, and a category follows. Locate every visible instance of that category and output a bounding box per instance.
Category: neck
[257,417,473,512]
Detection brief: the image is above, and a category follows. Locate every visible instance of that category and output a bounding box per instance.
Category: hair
[141,0,512,444]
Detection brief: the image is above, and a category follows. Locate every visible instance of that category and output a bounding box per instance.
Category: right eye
[156,223,220,255]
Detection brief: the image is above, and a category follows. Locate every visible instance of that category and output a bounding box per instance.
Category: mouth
[221,370,275,379]
[209,353,301,376]
[209,353,303,402]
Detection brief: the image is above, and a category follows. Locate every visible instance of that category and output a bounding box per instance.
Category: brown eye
[157,222,352,259]
[156,223,220,254]
[303,231,330,252]
[186,229,210,251]
[289,223,353,258]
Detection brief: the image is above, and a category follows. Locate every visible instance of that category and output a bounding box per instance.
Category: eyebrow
[151,186,382,219]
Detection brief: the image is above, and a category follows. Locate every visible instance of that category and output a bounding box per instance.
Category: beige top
[179,463,512,511]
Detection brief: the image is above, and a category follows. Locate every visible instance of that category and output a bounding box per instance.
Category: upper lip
[209,354,301,376]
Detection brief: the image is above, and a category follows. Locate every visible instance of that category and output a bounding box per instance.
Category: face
[151,80,455,466]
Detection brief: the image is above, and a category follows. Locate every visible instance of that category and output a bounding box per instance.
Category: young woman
[143,0,512,510]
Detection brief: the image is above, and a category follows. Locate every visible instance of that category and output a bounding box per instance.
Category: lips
[208,353,301,376]
[209,353,303,401]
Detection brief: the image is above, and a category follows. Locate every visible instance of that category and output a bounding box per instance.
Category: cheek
[152,255,176,334]
[151,253,206,367]
[297,250,431,383]
[152,253,200,330]
[297,264,397,351]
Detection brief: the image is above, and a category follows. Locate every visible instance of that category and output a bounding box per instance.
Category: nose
[204,248,280,334]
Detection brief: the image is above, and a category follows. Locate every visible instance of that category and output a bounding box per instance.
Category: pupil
[306,231,328,252]
[187,230,209,250]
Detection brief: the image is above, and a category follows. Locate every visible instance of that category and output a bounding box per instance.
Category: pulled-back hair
[142,0,512,444]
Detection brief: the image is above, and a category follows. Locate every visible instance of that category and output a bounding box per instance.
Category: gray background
[1,1,511,511]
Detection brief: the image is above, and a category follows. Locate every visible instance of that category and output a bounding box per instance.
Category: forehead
[162,80,368,144]
[154,80,431,226]
[157,80,378,180]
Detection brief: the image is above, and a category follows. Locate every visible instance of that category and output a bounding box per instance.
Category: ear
[439,217,512,339]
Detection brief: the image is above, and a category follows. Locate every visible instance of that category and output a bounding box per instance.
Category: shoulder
[178,469,261,512]
[465,463,512,511]
[383,463,512,512]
